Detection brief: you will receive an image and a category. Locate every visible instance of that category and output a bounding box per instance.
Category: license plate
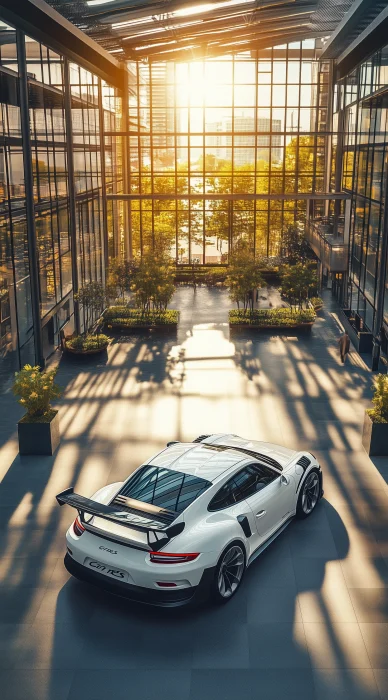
[85,558,129,582]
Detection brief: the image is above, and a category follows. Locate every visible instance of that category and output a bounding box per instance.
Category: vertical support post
[16,30,44,368]
[122,68,131,260]
[324,60,334,218]
[372,174,388,371]
[63,57,80,334]
[98,77,109,281]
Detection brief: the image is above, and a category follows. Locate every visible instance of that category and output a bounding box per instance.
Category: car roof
[147,434,296,483]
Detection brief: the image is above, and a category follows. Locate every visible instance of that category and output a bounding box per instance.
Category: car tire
[296,468,321,519]
[211,542,246,603]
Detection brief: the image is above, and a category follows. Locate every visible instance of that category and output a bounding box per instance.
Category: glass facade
[127,41,330,262]
[0,17,123,384]
[337,44,388,340]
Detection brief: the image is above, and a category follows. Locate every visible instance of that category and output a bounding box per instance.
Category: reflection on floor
[0,287,387,700]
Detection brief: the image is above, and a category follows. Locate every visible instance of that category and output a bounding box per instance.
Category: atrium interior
[1,2,388,699]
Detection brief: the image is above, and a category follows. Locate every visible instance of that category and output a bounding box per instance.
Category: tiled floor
[0,287,387,699]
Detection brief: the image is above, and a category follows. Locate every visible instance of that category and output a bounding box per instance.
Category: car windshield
[119,466,211,514]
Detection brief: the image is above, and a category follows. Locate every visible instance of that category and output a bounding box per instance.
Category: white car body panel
[61,435,321,604]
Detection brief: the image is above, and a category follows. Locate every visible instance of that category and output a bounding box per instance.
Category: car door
[242,463,296,539]
[207,470,268,559]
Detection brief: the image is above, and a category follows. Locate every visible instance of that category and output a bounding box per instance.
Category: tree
[281,224,315,264]
[131,251,175,312]
[75,282,107,334]
[226,244,264,313]
[280,263,318,309]
[108,258,137,300]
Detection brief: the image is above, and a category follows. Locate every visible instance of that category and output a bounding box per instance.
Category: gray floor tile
[69,670,191,700]
[246,586,302,623]
[304,622,371,669]
[13,623,86,669]
[313,669,380,700]
[0,670,74,700]
[250,669,316,700]
[349,589,388,622]
[373,669,388,699]
[248,623,310,668]
[190,670,252,700]
[359,623,388,668]
[192,624,249,669]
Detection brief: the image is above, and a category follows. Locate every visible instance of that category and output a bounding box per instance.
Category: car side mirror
[280,475,290,486]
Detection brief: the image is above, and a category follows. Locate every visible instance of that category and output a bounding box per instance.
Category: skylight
[112,0,255,30]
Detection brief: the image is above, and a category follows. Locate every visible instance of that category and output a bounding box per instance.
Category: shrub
[104,308,179,328]
[75,282,108,334]
[107,259,137,300]
[280,263,318,308]
[310,296,323,309]
[367,374,388,424]
[229,308,316,327]
[226,246,264,312]
[132,251,175,311]
[66,334,110,352]
[13,365,61,420]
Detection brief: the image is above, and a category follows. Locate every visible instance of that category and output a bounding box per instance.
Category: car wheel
[212,543,246,603]
[296,468,320,519]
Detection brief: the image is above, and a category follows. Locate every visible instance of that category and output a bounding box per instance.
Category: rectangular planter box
[18,411,60,456]
[339,309,373,353]
[362,412,388,456]
[230,323,314,333]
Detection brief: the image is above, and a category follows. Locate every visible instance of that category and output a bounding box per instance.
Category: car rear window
[119,466,211,514]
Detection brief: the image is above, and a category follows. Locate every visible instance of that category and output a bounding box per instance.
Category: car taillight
[72,516,85,537]
[149,552,199,564]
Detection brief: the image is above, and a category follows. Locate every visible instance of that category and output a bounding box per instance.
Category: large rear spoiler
[56,487,184,551]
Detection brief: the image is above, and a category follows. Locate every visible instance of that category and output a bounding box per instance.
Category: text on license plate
[85,558,129,582]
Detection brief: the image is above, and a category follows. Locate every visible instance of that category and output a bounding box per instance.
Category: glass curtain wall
[338,44,388,336]
[0,22,35,385]
[0,17,123,383]
[128,41,330,262]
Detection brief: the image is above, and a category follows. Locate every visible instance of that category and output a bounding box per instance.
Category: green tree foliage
[281,224,315,264]
[280,262,318,308]
[75,282,107,334]
[131,251,175,312]
[226,244,264,313]
[107,258,137,300]
[13,365,61,419]
[367,374,388,424]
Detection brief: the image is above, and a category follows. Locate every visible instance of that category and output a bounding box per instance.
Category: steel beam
[106,192,350,201]
[0,0,128,88]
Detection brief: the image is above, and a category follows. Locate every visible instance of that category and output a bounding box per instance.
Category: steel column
[16,30,44,368]
[372,166,388,371]
[98,77,109,280]
[63,57,80,334]
[122,70,131,259]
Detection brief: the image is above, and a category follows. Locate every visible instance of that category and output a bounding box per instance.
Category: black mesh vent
[296,456,311,470]
[193,435,212,443]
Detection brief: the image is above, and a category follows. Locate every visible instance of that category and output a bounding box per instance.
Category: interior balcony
[305,216,349,272]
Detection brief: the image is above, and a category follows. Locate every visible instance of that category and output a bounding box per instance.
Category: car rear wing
[56,487,184,551]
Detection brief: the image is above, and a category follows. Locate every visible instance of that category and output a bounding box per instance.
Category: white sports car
[57,434,323,606]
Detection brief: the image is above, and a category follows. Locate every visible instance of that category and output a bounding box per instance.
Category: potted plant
[13,365,62,455]
[362,374,388,456]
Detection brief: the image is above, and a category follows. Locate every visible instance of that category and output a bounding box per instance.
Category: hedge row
[103,307,179,328]
[229,308,316,327]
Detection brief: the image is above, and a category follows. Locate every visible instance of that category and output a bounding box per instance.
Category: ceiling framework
[46,0,357,61]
